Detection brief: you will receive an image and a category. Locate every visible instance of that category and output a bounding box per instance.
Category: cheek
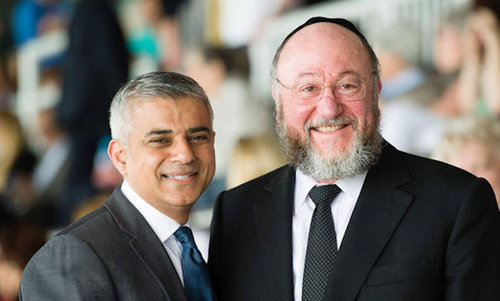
[281,104,312,130]
[128,150,162,177]
[349,102,373,131]
[195,146,216,169]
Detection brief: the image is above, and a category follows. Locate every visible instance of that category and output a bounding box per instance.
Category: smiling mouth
[313,124,349,132]
[162,172,198,180]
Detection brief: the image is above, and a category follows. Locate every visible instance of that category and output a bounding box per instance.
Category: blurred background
[1,0,500,298]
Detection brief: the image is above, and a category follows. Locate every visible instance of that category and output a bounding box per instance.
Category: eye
[188,134,210,144]
[336,80,360,95]
[150,137,170,144]
[296,83,322,97]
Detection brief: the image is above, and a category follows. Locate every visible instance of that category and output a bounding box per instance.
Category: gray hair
[109,71,213,145]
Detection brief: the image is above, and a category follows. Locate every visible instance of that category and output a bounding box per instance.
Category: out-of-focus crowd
[0,0,499,300]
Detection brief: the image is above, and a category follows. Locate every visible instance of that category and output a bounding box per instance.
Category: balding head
[271,17,379,81]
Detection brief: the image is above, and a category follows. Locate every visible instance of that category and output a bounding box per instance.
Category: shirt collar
[121,180,182,242]
[294,168,368,215]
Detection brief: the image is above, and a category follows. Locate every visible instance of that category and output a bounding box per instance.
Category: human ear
[376,77,382,95]
[108,139,127,177]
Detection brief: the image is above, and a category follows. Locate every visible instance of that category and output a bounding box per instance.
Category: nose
[170,138,195,164]
[316,86,343,117]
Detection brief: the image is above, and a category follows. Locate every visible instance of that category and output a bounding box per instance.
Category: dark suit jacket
[54,0,129,225]
[56,0,128,137]
[209,143,500,300]
[20,189,188,301]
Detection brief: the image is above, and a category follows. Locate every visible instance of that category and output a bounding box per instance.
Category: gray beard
[276,110,383,181]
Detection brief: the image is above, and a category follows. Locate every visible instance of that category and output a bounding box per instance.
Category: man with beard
[208,17,500,301]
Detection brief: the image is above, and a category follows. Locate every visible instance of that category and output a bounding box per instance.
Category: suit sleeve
[445,177,500,300]
[19,235,117,301]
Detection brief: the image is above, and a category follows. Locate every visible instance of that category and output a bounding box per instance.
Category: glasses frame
[274,73,375,104]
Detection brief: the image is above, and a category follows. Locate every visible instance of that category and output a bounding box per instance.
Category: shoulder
[20,231,116,299]
[379,142,478,184]
[30,205,117,266]
[20,207,119,299]
[379,144,496,210]
[57,205,116,240]
[223,165,292,197]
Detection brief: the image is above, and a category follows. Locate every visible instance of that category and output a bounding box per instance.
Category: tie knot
[174,226,196,248]
[308,184,342,206]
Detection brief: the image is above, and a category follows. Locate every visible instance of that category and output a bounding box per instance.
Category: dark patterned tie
[174,226,213,301]
[302,184,342,301]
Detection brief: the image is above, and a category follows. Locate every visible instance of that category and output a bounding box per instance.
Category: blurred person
[433,6,469,75]
[20,72,215,300]
[0,219,46,301]
[31,66,70,212]
[0,0,16,54]
[473,0,500,20]
[10,0,68,48]
[0,112,45,224]
[209,17,500,301]
[373,20,443,156]
[55,0,129,226]
[226,134,286,189]
[70,135,122,221]
[70,193,107,222]
[380,73,455,157]
[456,6,500,115]
[430,4,500,117]
[183,46,272,212]
[433,115,500,209]
[31,107,69,206]
[90,135,123,194]
[382,5,499,156]
[0,111,23,195]
[208,0,299,48]
[0,58,15,111]
[126,0,188,74]
[2,149,37,218]
[369,22,426,102]
[0,111,29,225]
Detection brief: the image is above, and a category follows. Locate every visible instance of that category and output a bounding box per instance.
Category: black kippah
[281,17,367,45]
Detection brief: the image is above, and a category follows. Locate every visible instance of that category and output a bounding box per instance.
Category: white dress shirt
[121,181,185,285]
[292,169,367,301]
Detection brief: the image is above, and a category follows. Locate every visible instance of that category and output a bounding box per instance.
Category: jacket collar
[105,189,188,301]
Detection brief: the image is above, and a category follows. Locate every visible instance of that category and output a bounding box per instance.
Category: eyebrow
[295,71,320,79]
[295,70,362,79]
[145,130,172,138]
[144,126,211,138]
[187,126,211,134]
[338,70,363,77]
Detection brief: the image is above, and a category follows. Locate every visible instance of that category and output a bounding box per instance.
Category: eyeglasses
[275,73,369,104]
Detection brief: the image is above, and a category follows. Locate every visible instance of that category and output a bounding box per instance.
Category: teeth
[164,174,191,180]
[315,125,344,132]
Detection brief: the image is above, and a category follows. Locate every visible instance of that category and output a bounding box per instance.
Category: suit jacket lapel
[325,143,414,301]
[105,189,187,301]
[254,166,296,300]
